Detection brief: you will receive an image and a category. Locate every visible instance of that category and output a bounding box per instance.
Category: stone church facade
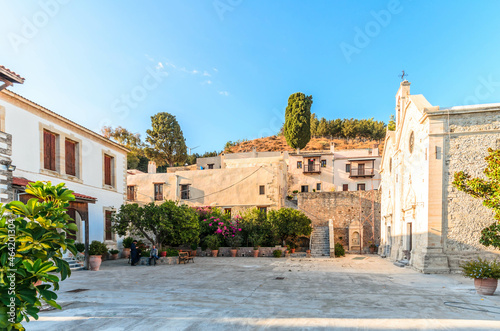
[380,81,500,273]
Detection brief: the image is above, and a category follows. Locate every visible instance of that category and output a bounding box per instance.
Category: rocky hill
[225,136,384,154]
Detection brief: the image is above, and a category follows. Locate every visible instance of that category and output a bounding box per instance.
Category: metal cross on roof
[399,70,408,81]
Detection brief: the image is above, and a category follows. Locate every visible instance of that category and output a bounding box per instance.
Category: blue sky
[2,1,500,154]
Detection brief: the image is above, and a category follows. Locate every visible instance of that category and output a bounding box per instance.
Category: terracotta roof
[0,89,129,153]
[12,177,97,201]
[0,65,25,84]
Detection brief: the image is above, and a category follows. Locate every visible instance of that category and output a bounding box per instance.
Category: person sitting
[149,245,159,266]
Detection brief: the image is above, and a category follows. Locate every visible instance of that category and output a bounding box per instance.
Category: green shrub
[205,235,220,250]
[334,243,345,257]
[166,248,179,257]
[75,242,85,253]
[0,181,78,330]
[190,243,198,251]
[109,249,119,255]
[273,250,282,258]
[89,241,108,256]
[460,257,500,279]
[122,237,135,249]
[142,250,151,257]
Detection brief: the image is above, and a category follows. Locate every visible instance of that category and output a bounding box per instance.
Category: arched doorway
[67,208,86,243]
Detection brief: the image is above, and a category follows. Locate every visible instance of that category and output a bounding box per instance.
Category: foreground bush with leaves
[0,182,77,330]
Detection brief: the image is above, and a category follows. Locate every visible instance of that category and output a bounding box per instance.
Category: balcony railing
[350,168,375,177]
[303,164,321,173]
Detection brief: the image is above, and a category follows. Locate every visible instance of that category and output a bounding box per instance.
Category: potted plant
[160,249,167,257]
[205,235,220,257]
[288,241,297,254]
[227,234,241,257]
[122,237,134,259]
[273,249,282,258]
[460,257,500,295]
[369,243,377,254]
[109,249,119,260]
[89,240,108,271]
[190,242,198,257]
[249,233,263,258]
[75,242,85,253]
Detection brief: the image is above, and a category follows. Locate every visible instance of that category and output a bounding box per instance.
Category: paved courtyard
[30,255,500,331]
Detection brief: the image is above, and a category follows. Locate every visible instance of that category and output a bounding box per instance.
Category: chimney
[148,161,157,174]
[330,142,335,153]
[372,144,379,156]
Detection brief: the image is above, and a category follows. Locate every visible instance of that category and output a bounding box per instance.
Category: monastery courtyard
[29,257,500,331]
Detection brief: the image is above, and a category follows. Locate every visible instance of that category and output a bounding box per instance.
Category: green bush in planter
[460,257,500,279]
[89,241,108,256]
[122,237,135,249]
[166,248,179,257]
[75,242,85,253]
[205,235,220,250]
[109,249,119,255]
[190,243,198,251]
[273,250,282,258]
[334,243,345,257]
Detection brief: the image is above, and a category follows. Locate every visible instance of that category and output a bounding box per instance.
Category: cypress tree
[284,92,313,150]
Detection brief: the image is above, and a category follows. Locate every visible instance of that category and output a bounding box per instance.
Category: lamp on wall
[7,164,16,172]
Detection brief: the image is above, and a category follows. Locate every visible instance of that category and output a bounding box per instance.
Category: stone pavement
[30,255,500,331]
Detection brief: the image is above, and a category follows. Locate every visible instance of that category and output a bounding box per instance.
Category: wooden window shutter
[65,140,76,176]
[105,210,112,241]
[104,155,112,186]
[44,130,56,171]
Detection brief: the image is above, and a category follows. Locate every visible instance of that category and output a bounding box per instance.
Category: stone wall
[444,112,500,271]
[197,246,287,257]
[297,191,381,252]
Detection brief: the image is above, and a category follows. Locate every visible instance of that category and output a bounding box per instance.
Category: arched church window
[409,131,414,154]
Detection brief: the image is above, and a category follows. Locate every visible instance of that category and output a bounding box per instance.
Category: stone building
[0,65,128,255]
[380,80,500,273]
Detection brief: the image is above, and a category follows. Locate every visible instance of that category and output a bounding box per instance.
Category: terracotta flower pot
[306,249,311,258]
[253,249,259,258]
[291,248,296,254]
[230,249,237,257]
[474,278,498,296]
[110,253,118,260]
[122,248,131,259]
[160,251,167,257]
[89,255,102,271]
[190,250,197,257]
[211,250,218,257]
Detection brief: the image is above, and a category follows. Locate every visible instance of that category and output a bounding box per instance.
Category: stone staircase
[64,256,84,271]
[310,226,330,257]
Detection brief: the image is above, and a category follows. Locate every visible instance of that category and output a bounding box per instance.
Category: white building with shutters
[0,66,128,253]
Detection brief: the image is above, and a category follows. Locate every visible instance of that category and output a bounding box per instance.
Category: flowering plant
[460,257,500,279]
[215,219,242,249]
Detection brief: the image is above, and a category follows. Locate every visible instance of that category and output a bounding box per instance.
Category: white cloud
[219,91,229,96]
[203,71,211,77]
[205,80,212,85]
[156,62,164,69]
[213,68,218,72]
[192,69,199,74]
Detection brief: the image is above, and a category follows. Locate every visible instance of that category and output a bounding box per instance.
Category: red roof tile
[0,65,25,83]
[12,177,97,201]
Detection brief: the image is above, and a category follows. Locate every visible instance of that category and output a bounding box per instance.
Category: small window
[343,184,349,191]
[259,185,265,195]
[105,210,113,241]
[181,184,190,200]
[321,160,327,168]
[297,161,302,169]
[154,183,163,201]
[208,164,214,169]
[224,208,231,217]
[409,131,414,154]
[301,185,309,193]
[43,130,57,171]
[316,183,321,191]
[104,154,114,186]
[258,206,267,215]
[389,157,392,173]
[345,164,351,173]
[127,186,135,201]
[357,183,366,191]
[65,139,77,176]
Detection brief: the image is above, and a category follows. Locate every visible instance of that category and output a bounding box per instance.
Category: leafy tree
[0,182,77,330]
[342,118,358,141]
[102,126,145,170]
[310,113,319,137]
[268,208,312,245]
[317,118,329,137]
[144,112,187,167]
[388,115,396,131]
[240,208,275,247]
[371,120,387,141]
[453,148,500,248]
[284,92,313,150]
